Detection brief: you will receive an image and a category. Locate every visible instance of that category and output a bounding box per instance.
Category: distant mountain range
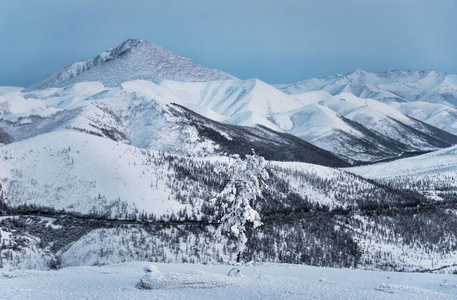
[2,39,457,164]
[277,69,457,135]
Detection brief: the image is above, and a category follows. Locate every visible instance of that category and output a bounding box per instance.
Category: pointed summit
[26,39,237,91]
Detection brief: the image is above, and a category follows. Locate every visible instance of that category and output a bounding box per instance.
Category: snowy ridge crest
[26,39,141,91]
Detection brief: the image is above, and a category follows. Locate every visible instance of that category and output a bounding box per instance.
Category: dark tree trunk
[237,251,241,263]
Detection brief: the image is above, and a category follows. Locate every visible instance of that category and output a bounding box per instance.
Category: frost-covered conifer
[215,150,269,262]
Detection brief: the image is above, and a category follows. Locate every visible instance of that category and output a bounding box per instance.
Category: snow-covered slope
[290,91,457,160]
[347,145,457,202]
[390,101,457,135]
[4,78,456,163]
[0,86,23,95]
[0,121,418,217]
[0,131,191,217]
[26,39,236,91]
[0,217,54,270]
[158,79,304,130]
[0,128,363,217]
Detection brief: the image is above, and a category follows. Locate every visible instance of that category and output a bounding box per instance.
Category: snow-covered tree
[215,150,269,263]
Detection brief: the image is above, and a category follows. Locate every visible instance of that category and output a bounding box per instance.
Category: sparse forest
[2,152,457,273]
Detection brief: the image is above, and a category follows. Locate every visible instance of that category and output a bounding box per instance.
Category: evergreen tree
[215,150,269,262]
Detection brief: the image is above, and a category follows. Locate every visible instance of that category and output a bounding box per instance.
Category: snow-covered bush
[139,264,236,289]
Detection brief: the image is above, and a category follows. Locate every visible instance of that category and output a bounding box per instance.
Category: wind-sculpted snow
[139,267,238,290]
[26,39,236,91]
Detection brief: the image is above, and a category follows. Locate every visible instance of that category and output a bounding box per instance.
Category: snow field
[1,262,457,299]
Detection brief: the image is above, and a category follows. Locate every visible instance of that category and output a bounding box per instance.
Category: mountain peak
[26,39,237,91]
[112,38,143,53]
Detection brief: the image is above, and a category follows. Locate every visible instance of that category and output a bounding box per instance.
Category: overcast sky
[1,0,456,87]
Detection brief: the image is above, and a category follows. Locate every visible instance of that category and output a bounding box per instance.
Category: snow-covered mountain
[288,91,457,161]
[9,77,457,163]
[158,79,304,130]
[3,134,456,272]
[277,69,457,135]
[13,40,457,162]
[390,101,457,135]
[26,39,236,91]
[0,81,347,166]
[154,79,457,162]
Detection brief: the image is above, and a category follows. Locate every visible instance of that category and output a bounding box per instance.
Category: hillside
[347,145,457,201]
[1,142,457,272]
[0,130,390,218]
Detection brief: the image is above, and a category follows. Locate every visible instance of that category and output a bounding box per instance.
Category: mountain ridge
[277,69,457,135]
[0,81,348,166]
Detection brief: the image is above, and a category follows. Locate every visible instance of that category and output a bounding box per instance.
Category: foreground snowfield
[1,262,456,299]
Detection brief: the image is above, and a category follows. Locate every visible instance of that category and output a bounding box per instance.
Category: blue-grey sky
[1,0,456,87]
